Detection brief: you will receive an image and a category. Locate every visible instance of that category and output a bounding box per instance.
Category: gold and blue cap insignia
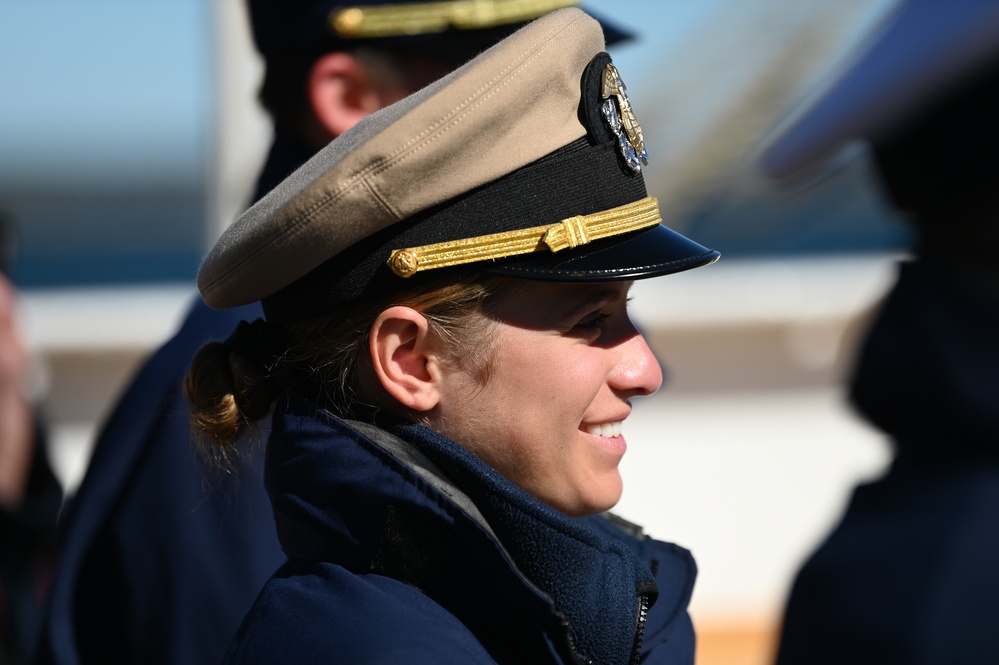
[601,63,648,172]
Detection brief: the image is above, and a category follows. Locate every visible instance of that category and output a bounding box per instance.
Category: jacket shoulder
[225,560,499,665]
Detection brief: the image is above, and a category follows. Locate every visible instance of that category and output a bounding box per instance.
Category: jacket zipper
[630,593,650,665]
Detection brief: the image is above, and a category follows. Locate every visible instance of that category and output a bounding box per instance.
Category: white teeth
[585,422,623,438]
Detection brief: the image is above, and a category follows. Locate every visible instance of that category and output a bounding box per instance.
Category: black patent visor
[484,223,719,281]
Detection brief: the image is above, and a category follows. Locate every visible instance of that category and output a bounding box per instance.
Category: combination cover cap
[200,8,718,322]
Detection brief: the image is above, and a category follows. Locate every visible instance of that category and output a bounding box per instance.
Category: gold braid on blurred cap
[331,0,578,38]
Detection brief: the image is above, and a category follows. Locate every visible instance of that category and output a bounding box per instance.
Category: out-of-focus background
[1,1,904,663]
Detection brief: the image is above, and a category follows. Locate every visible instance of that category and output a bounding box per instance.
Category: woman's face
[431,280,663,517]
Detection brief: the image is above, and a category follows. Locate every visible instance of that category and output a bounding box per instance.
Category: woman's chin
[551,476,624,518]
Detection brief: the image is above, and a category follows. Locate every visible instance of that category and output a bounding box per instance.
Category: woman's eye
[574,312,611,332]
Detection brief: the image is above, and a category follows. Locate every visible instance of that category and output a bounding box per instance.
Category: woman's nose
[610,329,663,397]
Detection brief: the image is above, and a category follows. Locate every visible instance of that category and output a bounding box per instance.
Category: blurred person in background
[34,2,633,665]
[758,1,999,662]
[1,216,61,665]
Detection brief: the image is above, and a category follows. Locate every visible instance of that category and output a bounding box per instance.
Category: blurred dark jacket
[1,425,61,665]
[32,138,311,665]
[775,258,999,664]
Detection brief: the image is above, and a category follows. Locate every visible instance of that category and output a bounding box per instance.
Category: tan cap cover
[199,8,602,309]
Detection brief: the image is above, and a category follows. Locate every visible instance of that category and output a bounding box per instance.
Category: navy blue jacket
[0,425,61,665]
[33,138,312,665]
[34,299,284,665]
[775,259,999,664]
[225,394,697,665]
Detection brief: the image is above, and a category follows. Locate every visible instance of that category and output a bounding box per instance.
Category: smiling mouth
[584,422,622,438]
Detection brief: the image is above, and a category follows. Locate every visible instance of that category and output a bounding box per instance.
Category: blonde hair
[184,274,513,470]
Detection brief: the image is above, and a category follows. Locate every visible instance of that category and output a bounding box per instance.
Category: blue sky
[0,0,726,187]
[0,0,211,188]
[582,0,727,80]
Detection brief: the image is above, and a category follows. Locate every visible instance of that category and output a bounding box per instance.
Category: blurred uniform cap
[199,8,717,323]
[248,0,633,64]
[758,0,999,182]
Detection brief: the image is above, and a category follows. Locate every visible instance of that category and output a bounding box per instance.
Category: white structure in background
[207,0,272,243]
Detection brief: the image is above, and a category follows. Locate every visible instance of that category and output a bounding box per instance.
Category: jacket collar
[265,393,657,665]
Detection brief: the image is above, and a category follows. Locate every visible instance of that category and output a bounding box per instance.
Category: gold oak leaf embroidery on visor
[330,0,578,38]
[387,197,662,277]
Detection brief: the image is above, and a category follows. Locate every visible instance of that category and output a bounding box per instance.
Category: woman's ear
[307,52,383,139]
[369,306,443,412]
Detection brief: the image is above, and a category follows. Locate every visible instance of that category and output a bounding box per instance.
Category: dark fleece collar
[393,420,658,665]
[265,394,658,665]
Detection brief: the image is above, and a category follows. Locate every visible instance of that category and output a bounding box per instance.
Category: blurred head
[870,61,999,269]
[246,0,634,147]
[189,9,716,516]
[259,45,464,149]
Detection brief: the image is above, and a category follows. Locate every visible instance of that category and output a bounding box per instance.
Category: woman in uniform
[186,8,718,664]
